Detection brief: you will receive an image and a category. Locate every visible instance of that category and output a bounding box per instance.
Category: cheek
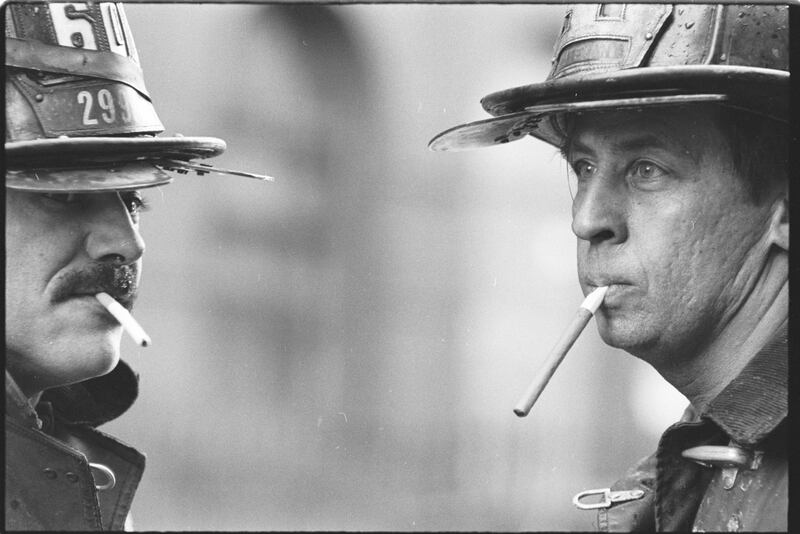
[6,224,85,325]
[627,196,721,309]
[664,218,723,310]
[6,233,42,309]
[656,199,767,305]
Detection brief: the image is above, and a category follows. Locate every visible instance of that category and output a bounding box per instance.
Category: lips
[584,278,631,290]
[72,288,136,309]
[51,264,139,310]
[585,281,639,309]
[581,274,637,307]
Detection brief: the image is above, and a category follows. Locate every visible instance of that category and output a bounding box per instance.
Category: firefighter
[430,4,788,530]
[5,3,263,529]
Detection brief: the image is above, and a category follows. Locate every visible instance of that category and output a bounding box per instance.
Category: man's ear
[767,197,789,251]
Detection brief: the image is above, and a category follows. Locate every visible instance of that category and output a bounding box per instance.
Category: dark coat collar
[702,325,788,447]
[6,360,140,429]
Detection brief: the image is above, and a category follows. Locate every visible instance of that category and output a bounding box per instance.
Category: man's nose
[84,193,146,264]
[571,173,628,245]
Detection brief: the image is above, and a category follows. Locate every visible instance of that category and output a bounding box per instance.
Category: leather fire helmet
[429,4,789,152]
[5,2,229,192]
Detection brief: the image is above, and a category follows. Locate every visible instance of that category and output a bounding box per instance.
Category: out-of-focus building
[107,5,688,530]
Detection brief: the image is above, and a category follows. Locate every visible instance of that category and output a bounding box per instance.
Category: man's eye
[571,160,597,180]
[629,160,667,181]
[121,192,150,216]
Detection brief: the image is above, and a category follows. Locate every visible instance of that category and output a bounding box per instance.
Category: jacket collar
[702,324,788,447]
[40,360,140,427]
[6,360,140,429]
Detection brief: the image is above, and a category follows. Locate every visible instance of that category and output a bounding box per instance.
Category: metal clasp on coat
[681,444,760,490]
[681,445,752,468]
[89,462,116,491]
[573,487,645,510]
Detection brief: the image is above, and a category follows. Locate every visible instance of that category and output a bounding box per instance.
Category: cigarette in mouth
[95,292,151,347]
[513,285,608,418]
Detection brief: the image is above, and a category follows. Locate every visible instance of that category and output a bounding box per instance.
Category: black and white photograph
[5,1,791,531]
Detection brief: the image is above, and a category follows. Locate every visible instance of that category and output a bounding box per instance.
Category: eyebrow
[563,132,699,163]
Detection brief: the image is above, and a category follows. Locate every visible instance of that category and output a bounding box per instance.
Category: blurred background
[104,4,689,530]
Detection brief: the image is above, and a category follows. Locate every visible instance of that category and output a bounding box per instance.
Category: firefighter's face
[6,188,147,398]
[565,107,786,366]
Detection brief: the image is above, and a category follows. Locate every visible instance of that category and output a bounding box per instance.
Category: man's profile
[5,2,262,529]
[430,4,788,530]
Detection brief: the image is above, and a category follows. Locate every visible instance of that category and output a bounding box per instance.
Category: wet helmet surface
[429,4,789,152]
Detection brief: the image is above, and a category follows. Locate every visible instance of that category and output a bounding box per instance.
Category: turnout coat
[596,326,787,532]
[5,362,145,531]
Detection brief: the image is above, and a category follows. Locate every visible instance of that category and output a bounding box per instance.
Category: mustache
[51,264,139,308]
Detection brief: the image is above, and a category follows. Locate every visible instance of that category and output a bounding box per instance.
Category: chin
[82,348,121,380]
[77,334,123,379]
[7,327,123,395]
[45,331,123,389]
[595,312,659,359]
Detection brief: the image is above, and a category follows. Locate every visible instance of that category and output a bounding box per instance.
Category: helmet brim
[6,162,174,193]
[5,135,226,168]
[429,66,788,152]
[5,135,226,192]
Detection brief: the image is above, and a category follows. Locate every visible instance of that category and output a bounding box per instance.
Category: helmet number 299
[77,89,132,126]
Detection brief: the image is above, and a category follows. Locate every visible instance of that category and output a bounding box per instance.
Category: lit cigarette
[95,292,151,347]
[513,285,608,417]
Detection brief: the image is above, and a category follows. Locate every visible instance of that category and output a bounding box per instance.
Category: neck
[658,252,788,412]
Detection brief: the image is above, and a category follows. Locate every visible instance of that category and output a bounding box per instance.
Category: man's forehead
[565,106,723,159]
